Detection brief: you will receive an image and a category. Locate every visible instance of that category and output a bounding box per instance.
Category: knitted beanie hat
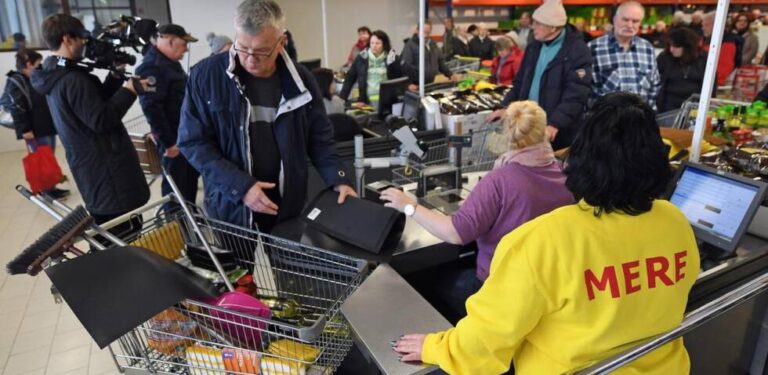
[206,32,233,54]
[532,0,567,27]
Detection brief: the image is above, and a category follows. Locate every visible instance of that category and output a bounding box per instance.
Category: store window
[0,0,170,51]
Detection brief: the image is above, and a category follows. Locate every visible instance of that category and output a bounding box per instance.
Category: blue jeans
[26,135,56,152]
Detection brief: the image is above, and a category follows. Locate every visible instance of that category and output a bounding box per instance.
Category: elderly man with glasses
[178,0,356,232]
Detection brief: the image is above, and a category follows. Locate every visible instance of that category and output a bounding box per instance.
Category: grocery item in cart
[204,290,271,349]
[130,220,184,260]
[223,347,261,374]
[147,308,198,355]
[267,339,320,362]
[261,356,307,375]
[186,345,225,375]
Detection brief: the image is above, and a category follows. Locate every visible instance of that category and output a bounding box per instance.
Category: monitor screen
[669,162,767,253]
[401,91,420,122]
[378,77,410,118]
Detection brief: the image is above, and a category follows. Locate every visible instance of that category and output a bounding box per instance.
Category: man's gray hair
[616,1,645,17]
[234,0,285,35]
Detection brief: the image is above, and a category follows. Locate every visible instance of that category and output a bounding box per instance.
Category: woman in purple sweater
[380,101,573,319]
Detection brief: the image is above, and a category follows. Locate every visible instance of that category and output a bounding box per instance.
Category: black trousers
[157,142,200,208]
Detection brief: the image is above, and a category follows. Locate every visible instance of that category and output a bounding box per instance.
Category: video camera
[83,15,157,77]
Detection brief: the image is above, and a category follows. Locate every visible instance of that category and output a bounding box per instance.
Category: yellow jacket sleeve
[421,234,550,375]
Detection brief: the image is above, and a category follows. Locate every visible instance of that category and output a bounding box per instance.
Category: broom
[6,187,92,276]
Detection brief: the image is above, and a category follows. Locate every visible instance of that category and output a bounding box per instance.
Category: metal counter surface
[341,264,452,375]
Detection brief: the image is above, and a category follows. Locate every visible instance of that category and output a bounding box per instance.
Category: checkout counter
[295,115,768,374]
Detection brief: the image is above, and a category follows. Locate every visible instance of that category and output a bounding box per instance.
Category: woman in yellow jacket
[393,92,701,374]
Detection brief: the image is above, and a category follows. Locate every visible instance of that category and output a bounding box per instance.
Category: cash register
[668,162,768,269]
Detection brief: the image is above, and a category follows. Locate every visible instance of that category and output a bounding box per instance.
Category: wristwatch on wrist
[404,204,416,217]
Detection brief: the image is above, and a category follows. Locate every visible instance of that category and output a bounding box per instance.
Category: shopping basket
[12,171,369,375]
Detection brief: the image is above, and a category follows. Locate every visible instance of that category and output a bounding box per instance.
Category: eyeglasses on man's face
[234,34,284,58]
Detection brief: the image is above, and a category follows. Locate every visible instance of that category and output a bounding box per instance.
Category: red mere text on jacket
[584,251,688,300]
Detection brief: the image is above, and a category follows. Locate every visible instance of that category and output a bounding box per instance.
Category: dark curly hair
[666,27,702,65]
[369,30,392,54]
[564,93,671,216]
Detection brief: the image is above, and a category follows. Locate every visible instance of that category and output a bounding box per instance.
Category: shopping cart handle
[16,185,33,199]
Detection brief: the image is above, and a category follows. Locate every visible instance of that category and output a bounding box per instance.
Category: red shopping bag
[23,142,63,194]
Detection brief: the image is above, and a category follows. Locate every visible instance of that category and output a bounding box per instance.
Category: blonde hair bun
[503,101,547,149]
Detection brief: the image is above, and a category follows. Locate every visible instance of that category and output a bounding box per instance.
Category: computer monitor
[401,91,420,123]
[378,77,410,119]
[299,58,321,71]
[668,162,767,254]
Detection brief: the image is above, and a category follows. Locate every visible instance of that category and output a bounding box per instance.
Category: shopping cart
[445,56,481,75]
[125,115,162,184]
[391,122,507,186]
[670,94,752,130]
[14,173,369,375]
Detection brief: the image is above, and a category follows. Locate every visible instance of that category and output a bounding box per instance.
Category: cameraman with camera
[136,24,199,210]
[31,14,150,230]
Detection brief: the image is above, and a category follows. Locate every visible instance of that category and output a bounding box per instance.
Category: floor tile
[86,349,120,375]
[24,295,61,317]
[51,330,92,355]
[3,346,50,374]
[11,325,56,355]
[0,346,10,371]
[45,346,90,374]
[17,369,46,375]
[18,310,60,334]
[45,366,88,375]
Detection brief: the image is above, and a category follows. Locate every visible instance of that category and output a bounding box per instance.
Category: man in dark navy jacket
[136,24,199,207]
[178,0,355,232]
[488,0,593,151]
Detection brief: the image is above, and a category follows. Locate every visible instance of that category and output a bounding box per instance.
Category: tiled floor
[0,148,163,375]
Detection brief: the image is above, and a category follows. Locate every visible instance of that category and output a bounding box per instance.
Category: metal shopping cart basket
[669,94,752,130]
[446,56,481,75]
[114,205,367,374]
[13,174,368,375]
[391,122,507,186]
[125,115,162,181]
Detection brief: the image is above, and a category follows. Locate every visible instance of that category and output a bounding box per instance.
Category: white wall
[0,0,419,152]
[169,0,419,68]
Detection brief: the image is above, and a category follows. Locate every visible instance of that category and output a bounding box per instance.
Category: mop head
[6,206,92,276]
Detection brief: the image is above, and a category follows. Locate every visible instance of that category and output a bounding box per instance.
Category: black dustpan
[45,245,218,348]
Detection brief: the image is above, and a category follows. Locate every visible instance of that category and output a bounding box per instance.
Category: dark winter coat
[656,52,708,112]
[400,35,453,84]
[177,50,350,228]
[339,49,403,104]
[135,46,188,149]
[31,56,149,216]
[468,36,494,60]
[501,25,593,150]
[4,70,56,140]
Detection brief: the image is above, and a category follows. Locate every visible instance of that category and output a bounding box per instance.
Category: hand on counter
[243,181,279,215]
[334,184,358,204]
[393,334,426,362]
[379,188,416,213]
